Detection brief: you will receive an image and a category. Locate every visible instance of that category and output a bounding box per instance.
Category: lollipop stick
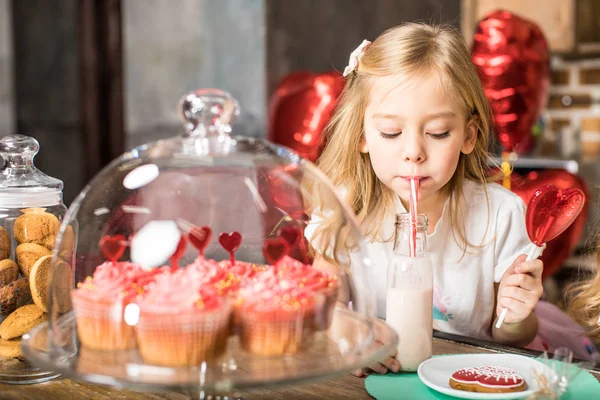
[525,245,541,262]
[495,308,508,329]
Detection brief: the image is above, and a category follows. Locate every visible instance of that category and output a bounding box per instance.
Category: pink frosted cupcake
[71,262,162,350]
[135,268,231,367]
[237,284,315,356]
[278,257,339,331]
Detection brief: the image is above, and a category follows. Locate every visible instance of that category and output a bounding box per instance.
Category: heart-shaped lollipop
[496,184,585,329]
[188,226,212,256]
[263,237,289,265]
[279,226,302,247]
[526,185,585,246]
[219,232,242,264]
[99,234,127,262]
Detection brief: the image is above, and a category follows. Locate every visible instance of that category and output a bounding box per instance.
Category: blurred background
[1,0,600,301]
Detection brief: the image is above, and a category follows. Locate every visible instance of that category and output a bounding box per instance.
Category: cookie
[52,259,73,313]
[13,208,60,250]
[15,243,52,278]
[0,304,47,340]
[0,277,32,316]
[449,366,527,393]
[30,255,52,312]
[0,227,10,260]
[58,225,75,262]
[0,338,22,358]
[0,259,18,286]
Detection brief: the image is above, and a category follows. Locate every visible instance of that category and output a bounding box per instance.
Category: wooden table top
[1,333,598,400]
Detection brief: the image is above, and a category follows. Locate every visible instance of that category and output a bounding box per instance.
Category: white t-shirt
[305,180,542,341]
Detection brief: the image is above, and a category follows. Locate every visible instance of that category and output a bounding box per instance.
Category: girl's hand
[351,321,400,377]
[352,348,400,377]
[496,254,543,324]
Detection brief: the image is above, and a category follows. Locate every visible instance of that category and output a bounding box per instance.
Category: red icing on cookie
[451,366,525,389]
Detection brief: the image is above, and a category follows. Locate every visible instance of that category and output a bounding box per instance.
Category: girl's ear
[461,120,477,155]
[360,137,369,153]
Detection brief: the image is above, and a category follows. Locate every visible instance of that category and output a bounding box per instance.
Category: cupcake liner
[238,305,314,356]
[71,291,136,350]
[135,303,231,367]
[229,302,242,336]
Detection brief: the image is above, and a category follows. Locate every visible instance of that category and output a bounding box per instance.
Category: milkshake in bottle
[386,213,433,371]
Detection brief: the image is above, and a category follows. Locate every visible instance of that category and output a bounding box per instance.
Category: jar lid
[0,135,63,207]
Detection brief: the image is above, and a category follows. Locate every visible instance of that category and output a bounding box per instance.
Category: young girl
[304,23,544,375]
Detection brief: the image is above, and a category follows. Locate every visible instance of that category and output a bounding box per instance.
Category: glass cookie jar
[0,135,66,384]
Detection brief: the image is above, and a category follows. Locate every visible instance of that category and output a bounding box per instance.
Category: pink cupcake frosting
[238,286,314,321]
[245,256,337,295]
[225,260,265,281]
[284,265,337,293]
[186,256,241,296]
[138,268,224,314]
[75,262,162,301]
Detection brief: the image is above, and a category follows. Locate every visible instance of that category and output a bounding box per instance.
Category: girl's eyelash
[429,131,450,139]
[378,131,450,139]
[379,132,401,139]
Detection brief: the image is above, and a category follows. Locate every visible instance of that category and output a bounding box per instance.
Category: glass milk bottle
[386,213,433,371]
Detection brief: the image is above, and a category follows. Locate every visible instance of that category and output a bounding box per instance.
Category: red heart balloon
[279,226,302,247]
[99,234,127,262]
[218,232,242,254]
[472,10,550,154]
[188,226,212,254]
[268,71,344,162]
[526,185,585,245]
[510,170,589,278]
[263,237,290,265]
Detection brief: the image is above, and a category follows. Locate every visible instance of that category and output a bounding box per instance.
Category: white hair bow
[343,39,372,77]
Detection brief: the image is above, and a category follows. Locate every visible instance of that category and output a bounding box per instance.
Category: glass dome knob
[178,89,241,137]
[0,134,40,168]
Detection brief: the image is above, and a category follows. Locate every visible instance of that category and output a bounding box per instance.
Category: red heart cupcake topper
[188,226,212,256]
[279,226,302,247]
[526,185,586,245]
[219,231,242,264]
[99,234,127,262]
[263,237,290,265]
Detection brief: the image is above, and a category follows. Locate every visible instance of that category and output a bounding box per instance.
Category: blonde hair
[309,23,495,263]
[566,239,600,340]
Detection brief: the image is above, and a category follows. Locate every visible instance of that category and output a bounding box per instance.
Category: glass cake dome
[21,89,397,392]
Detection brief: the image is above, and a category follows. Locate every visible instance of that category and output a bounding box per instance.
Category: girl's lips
[401,176,428,182]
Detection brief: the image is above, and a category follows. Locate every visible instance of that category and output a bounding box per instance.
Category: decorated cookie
[449,366,527,393]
